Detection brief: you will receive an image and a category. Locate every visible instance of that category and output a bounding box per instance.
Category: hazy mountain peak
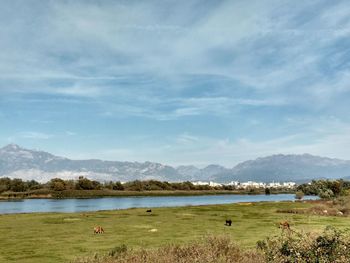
[1,144,350,183]
[1,143,22,151]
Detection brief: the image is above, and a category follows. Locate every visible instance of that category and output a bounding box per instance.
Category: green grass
[0,201,349,263]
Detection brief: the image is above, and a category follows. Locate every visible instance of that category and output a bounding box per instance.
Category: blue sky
[1,0,350,167]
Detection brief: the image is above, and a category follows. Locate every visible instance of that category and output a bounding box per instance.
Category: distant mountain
[0,144,183,182]
[198,165,230,180]
[215,154,350,183]
[175,164,229,181]
[1,144,350,183]
[176,165,200,179]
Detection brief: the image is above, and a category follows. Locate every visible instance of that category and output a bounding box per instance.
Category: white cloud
[65,131,76,136]
[10,132,53,140]
[1,1,350,166]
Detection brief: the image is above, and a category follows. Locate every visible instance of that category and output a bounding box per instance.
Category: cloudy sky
[1,0,350,167]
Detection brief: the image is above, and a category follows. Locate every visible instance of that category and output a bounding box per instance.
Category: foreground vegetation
[74,227,350,263]
[1,201,349,263]
[74,235,263,263]
[258,226,350,262]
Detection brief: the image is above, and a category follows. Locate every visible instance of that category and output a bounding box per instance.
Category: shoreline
[0,189,295,200]
[0,199,317,216]
[0,194,319,215]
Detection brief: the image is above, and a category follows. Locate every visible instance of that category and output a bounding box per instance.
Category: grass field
[0,201,349,263]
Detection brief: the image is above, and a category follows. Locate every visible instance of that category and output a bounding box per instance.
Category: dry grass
[73,227,350,263]
[258,226,350,262]
[72,236,263,263]
[277,198,350,217]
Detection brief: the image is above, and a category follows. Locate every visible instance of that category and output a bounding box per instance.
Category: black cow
[225,219,232,226]
[146,209,152,213]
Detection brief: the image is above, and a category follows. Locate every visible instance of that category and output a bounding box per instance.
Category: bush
[319,189,335,199]
[50,178,67,191]
[9,179,28,192]
[0,177,11,193]
[295,191,304,200]
[72,236,263,263]
[297,180,349,199]
[257,226,350,262]
[112,182,124,191]
[108,244,127,257]
[75,177,101,190]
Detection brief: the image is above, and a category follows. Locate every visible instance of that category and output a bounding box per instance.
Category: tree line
[0,177,234,193]
[297,179,350,199]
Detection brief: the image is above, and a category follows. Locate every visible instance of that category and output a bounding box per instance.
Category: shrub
[108,244,127,257]
[319,189,335,199]
[9,178,28,192]
[297,179,349,199]
[75,177,101,190]
[295,191,304,200]
[72,236,263,263]
[257,226,350,262]
[112,182,124,191]
[50,178,67,191]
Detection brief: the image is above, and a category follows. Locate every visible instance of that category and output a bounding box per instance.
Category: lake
[0,194,318,214]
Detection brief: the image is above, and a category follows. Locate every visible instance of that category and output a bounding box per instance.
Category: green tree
[9,179,27,192]
[113,181,124,190]
[50,178,66,191]
[295,191,304,200]
[319,189,334,199]
[0,177,11,193]
[75,177,95,190]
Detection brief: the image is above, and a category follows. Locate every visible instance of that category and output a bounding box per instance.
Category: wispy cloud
[9,132,53,140]
[1,1,350,165]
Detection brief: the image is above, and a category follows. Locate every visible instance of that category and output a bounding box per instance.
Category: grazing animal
[279,221,290,232]
[225,219,232,226]
[146,209,152,213]
[94,226,104,234]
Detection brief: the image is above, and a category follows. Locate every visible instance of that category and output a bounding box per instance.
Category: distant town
[192,181,296,189]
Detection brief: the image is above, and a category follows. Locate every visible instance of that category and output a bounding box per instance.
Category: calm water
[0,194,318,214]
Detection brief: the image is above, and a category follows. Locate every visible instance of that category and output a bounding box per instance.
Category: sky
[1,0,350,167]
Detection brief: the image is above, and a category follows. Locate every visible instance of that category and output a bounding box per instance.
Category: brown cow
[279,221,290,232]
[94,226,104,234]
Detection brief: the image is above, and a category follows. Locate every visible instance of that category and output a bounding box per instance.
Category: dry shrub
[72,236,263,263]
[308,205,339,216]
[333,196,350,215]
[257,226,350,263]
[278,200,348,217]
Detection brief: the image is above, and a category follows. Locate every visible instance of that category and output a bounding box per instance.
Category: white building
[225,181,240,186]
[268,182,282,188]
[209,181,223,187]
[282,182,296,188]
[240,181,266,189]
[192,180,296,189]
[192,181,210,186]
[192,181,223,187]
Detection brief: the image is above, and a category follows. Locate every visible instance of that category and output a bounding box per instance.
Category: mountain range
[1,144,350,183]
